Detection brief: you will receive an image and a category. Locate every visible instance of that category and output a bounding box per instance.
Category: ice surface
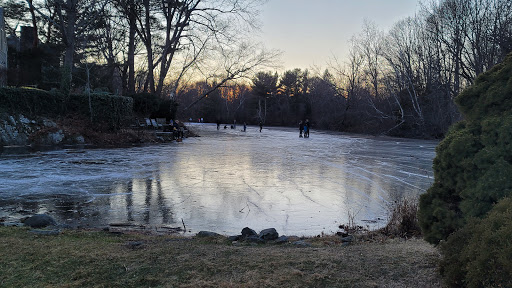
[0,123,437,236]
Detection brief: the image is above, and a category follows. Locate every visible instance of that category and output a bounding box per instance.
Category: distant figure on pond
[304,119,310,138]
[259,121,263,132]
[299,120,303,137]
[216,120,220,130]
[243,122,247,132]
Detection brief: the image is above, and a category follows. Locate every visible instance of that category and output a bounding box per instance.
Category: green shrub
[0,87,133,130]
[128,93,161,116]
[0,87,66,116]
[440,197,512,288]
[418,52,512,244]
[67,93,134,129]
[418,52,512,287]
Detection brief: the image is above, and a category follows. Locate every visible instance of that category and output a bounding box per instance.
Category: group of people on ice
[299,119,310,138]
[215,119,311,137]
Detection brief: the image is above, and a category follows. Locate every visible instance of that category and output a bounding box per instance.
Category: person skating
[299,120,303,137]
[259,121,263,132]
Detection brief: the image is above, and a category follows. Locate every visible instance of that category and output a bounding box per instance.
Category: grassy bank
[0,227,441,287]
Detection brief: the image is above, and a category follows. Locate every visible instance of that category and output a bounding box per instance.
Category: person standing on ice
[299,120,304,137]
[259,121,263,132]
[304,119,310,138]
[243,122,247,132]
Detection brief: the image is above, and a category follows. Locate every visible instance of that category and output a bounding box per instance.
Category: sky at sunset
[258,0,421,71]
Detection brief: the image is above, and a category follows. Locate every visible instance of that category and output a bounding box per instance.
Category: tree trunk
[127,0,136,94]
[143,0,155,94]
[61,9,76,94]
[27,0,39,48]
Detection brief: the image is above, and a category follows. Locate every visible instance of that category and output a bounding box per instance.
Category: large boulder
[241,227,257,238]
[259,228,279,241]
[23,214,57,228]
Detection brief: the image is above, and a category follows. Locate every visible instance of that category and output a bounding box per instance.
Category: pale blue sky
[258,0,420,71]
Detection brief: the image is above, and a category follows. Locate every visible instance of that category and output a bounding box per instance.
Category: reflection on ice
[0,123,437,236]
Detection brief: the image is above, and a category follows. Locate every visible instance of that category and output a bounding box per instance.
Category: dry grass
[379,197,422,238]
[0,227,441,287]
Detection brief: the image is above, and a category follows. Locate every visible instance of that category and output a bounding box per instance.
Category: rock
[245,235,265,244]
[73,135,85,144]
[228,235,240,241]
[275,236,289,244]
[241,227,257,238]
[340,235,354,243]
[29,229,61,236]
[42,119,57,128]
[292,240,312,247]
[196,231,221,237]
[45,130,65,145]
[259,228,279,241]
[19,115,31,125]
[23,214,57,228]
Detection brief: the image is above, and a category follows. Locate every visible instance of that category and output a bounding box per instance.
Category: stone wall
[0,113,83,146]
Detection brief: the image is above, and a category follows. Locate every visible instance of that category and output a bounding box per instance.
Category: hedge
[0,87,133,129]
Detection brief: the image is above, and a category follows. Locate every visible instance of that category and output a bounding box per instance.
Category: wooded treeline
[3,0,512,138]
[4,0,277,94]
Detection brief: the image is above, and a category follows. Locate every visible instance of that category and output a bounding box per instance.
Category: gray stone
[245,235,265,244]
[259,228,279,241]
[46,130,64,144]
[19,115,31,125]
[23,214,57,228]
[196,231,221,237]
[292,240,312,247]
[241,227,257,238]
[340,235,354,243]
[275,236,289,244]
[228,235,240,241]
[8,115,16,126]
[74,135,85,144]
[43,119,57,128]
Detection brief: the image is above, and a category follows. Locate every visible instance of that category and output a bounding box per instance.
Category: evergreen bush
[418,52,512,286]
[128,93,161,116]
[418,52,512,244]
[0,87,66,116]
[440,197,512,288]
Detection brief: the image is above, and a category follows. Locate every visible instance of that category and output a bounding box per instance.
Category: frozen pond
[0,123,437,236]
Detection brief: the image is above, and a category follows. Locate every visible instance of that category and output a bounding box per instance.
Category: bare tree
[26,0,109,93]
[355,20,384,99]
[185,41,280,110]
